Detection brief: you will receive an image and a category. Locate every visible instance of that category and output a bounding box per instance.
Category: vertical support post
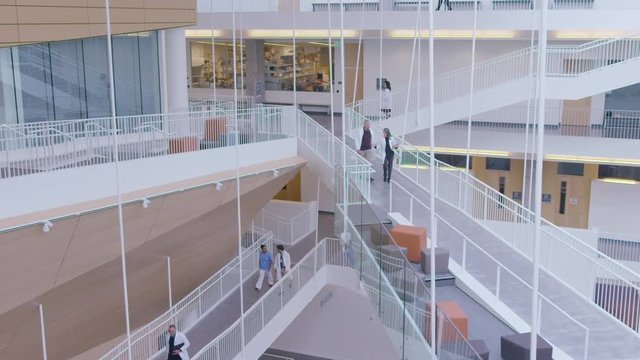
[483,188,488,221]
[105,1,132,359]
[531,0,550,358]
[39,304,47,360]
[167,256,173,310]
[389,179,393,213]
[409,198,414,224]
[462,239,467,271]
[427,0,437,354]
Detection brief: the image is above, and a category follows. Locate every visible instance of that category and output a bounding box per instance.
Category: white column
[164,28,189,113]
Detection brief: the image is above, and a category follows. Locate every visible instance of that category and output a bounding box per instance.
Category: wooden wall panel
[0,164,304,360]
[0,0,196,46]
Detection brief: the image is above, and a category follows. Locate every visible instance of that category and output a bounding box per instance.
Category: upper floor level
[197,0,640,34]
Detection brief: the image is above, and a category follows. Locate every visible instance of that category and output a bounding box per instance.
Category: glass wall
[0,31,161,125]
[189,40,246,89]
[264,42,332,92]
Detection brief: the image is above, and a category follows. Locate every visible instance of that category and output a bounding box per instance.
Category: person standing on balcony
[353,119,379,181]
[437,0,452,10]
[383,128,399,183]
[274,244,292,280]
[256,244,274,290]
[381,80,393,119]
[167,325,190,360]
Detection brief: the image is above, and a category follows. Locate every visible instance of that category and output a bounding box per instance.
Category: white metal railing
[390,180,592,359]
[299,0,637,11]
[188,95,255,113]
[598,232,640,262]
[252,200,318,245]
[296,110,374,202]
[387,137,640,336]
[100,229,273,360]
[197,0,279,12]
[348,29,640,131]
[0,107,293,179]
[439,105,640,140]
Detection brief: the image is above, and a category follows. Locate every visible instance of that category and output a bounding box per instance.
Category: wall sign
[542,194,552,203]
[512,191,522,201]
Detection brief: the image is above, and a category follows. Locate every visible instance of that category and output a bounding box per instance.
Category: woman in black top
[383,128,399,183]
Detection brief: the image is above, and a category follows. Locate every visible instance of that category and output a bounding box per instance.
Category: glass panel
[264,42,331,92]
[0,47,17,125]
[112,33,143,116]
[15,44,55,123]
[82,37,111,119]
[189,40,246,89]
[138,32,162,114]
[49,40,86,120]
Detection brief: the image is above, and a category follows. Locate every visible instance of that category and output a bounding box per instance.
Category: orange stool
[424,301,469,341]
[169,136,198,154]
[389,225,427,263]
[204,117,227,140]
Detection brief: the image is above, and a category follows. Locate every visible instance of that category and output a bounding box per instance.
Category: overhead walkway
[348,29,640,137]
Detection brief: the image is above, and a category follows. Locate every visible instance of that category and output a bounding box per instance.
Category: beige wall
[473,156,598,229]
[0,0,197,47]
[0,164,303,360]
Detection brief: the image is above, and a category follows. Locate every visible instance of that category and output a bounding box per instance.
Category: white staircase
[348,30,640,136]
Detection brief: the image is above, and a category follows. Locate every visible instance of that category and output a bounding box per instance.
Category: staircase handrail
[100,229,274,360]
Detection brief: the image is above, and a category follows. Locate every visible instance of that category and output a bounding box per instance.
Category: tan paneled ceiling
[0,0,197,47]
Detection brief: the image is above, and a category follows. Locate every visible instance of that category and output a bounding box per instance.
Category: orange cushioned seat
[169,136,198,154]
[424,301,469,341]
[389,225,427,263]
[204,117,227,140]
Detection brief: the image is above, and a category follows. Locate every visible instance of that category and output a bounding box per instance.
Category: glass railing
[334,165,482,359]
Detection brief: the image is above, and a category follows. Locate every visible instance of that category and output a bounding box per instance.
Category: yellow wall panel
[17,6,89,24]
[0,6,18,24]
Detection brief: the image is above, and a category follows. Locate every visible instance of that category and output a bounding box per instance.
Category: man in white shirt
[274,244,292,280]
[167,325,190,360]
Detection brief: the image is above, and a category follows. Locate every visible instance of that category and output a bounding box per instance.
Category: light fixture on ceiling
[142,198,151,209]
[248,29,357,39]
[544,154,640,166]
[215,182,223,191]
[390,29,516,39]
[185,29,222,38]
[42,220,53,233]
[601,178,638,185]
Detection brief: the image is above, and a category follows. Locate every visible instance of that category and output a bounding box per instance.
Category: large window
[558,162,585,176]
[0,31,161,124]
[264,42,332,92]
[486,157,511,171]
[435,154,471,169]
[189,41,246,89]
[598,165,640,181]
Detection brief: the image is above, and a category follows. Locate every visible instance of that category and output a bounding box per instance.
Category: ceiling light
[406,146,510,157]
[142,198,151,209]
[186,30,222,38]
[390,30,515,39]
[248,29,357,39]
[42,221,53,233]
[544,154,640,166]
[215,182,223,191]
[601,178,638,185]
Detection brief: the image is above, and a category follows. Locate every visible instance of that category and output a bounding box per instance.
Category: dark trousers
[437,0,452,10]
[383,153,394,181]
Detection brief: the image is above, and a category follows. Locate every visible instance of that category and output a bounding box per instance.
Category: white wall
[363,39,535,100]
[589,179,640,234]
[272,284,400,360]
[301,165,336,212]
[0,138,298,220]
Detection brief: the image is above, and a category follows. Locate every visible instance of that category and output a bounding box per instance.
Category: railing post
[39,304,47,360]
[389,181,393,213]
[462,239,467,271]
[409,198,414,224]
[167,256,173,310]
[483,188,488,221]
[495,266,502,300]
